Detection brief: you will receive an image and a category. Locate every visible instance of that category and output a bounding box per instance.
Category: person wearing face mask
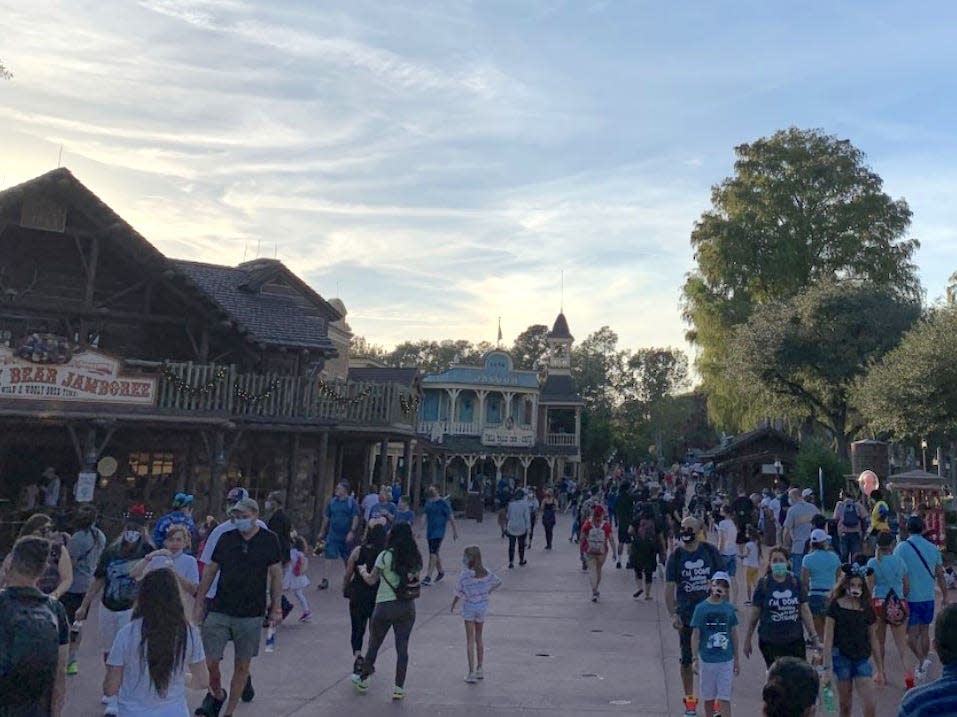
[665,517,724,716]
[74,507,153,716]
[743,546,820,670]
[193,497,283,717]
[690,572,740,717]
[821,565,882,717]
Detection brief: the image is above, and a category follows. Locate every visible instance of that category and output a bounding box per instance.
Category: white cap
[810,528,830,544]
[802,488,814,498]
[711,571,731,584]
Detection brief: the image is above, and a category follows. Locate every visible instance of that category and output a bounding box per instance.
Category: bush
[793,439,850,512]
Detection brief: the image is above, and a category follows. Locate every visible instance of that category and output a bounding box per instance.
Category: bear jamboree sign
[0,347,157,406]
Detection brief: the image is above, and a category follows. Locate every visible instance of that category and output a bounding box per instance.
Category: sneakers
[317,578,329,590]
[264,630,276,653]
[422,576,433,586]
[591,590,599,603]
[465,672,478,683]
[632,589,644,599]
[915,664,927,684]
[299,611,312,623]
[241,675,255,703]
[351,674,369,693]
[434,572,445,583]
[616,560,622,569]
[905,672,916,690]
[519,560,527,566]
[352,655,365,679]
[195,690,226,717]
[66,660,78,675]
[392,686,406,700]
[103,696,119,717]
[508,563,514,569]
[474,667,483,680]
[683,695,698,716]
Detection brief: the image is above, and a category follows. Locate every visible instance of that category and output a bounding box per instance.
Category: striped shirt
[455,569,502,612]
[897,665,957,717]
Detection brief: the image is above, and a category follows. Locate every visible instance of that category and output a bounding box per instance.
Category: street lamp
[921,438,928,472]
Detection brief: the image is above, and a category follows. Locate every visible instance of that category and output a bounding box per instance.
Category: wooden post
[403,440,413,496]
[210,431,226,515]
[362,443,373,495]
[412,448,423,510]
[311,431,329,541]
[84,235,100,308]
[378,437,389,488]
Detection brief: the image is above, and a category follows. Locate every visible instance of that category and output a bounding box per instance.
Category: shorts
[908,600,935,626]
[59,593,84,644]
[722,554,737,577]
[324,537,349,560]
[745,566,760,585]
[698,659,734,701]
[808,593,829,616]
[427,538,444,555]
[758,638,806,669]
[202,611,263,660]
[462,604,488,623]
[678,611,695,665]
[832,649,873,681]
[99,606,133,653]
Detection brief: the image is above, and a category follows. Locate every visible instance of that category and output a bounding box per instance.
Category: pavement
[64,514,922,717]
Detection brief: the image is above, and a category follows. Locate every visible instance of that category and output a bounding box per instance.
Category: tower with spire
[546,311,573,372]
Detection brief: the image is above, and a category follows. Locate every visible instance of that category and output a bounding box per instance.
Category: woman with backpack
[352,522,423,700]
[866,531,913,689]
[579,505,617,603]
[343,524,386,680]
[836,491,867,563]
[629,502,661,600]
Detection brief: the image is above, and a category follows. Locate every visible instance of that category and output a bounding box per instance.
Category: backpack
[882,588,909,626]
[0,589,63,711]
[381,550,421,601]
[841,501,860,528]
[636,517,657,546]
[586,523,607,555]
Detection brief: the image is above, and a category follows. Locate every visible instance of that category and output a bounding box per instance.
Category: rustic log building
[0,169,421,540]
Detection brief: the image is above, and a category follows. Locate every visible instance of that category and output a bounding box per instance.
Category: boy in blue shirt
[394,496,415,527]
[691,571,739,717]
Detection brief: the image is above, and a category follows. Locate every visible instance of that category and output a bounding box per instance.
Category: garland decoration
[234,380,280,404]
[161,363,228,395]
[317,378,374,405]
[400,393,421,414]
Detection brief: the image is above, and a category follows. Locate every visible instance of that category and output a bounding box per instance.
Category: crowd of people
[0,466,954,717]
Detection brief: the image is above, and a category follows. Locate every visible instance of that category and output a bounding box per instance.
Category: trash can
[465,492,484,522]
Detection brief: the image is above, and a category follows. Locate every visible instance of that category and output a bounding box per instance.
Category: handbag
[882,588,909,626]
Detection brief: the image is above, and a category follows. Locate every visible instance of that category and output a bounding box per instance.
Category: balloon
[858,470,879,496]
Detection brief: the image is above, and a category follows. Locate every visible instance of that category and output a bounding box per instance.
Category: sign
[925,509,945,546]
[75,472,97,503]
[0,346,157,406]
[482,426,534,447]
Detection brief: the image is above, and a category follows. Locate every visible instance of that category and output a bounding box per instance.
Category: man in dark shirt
[264,491,294,620]
[0,536,69,717]
[194,498,282,717]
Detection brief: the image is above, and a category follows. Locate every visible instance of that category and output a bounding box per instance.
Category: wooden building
[0,169,419,539]
[699,427,798,495]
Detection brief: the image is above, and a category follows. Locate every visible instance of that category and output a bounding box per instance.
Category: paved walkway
[65,514,916,716]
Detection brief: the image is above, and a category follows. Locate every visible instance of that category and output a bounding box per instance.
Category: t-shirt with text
[753,573,807,644]
[665,542,724,616]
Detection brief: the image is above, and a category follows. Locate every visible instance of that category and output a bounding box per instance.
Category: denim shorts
[722,554,737,577]
[808,593,829,616]
[832,648,873,682]
[908,600,935,626]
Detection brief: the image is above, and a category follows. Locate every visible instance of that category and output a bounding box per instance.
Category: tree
[349,335,388,361]
[627,348,689,407]
[682,127,920,430]
[571,326,630,416]
[0,61,10,80]
[510,324,550,370]
[386,339,490,375]
[728,281,920,457]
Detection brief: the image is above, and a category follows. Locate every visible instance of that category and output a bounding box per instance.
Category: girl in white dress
[283,535,312,622]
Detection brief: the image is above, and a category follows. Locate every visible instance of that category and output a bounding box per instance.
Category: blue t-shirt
[424,498,452,540]
[802,549,841,593]
[665,542,724,615]
[867,553,908,599]
[690,599,738,663]
[326,497,359,539]
[394,509,415,526]
[894,536,942,603]
[368,501,397,522]
[391,484,402,503]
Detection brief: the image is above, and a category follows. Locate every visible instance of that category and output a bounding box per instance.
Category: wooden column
[403,440,414,496]
[362,443,373,494]
[412,448,423,510]
[311,430,329,540]
[378,437,389,488]
[210,431,226,516]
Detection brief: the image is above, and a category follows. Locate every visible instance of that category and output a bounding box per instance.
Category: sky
[2,1,956,357]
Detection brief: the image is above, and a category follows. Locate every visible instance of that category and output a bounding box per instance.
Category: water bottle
[821,682,836,714]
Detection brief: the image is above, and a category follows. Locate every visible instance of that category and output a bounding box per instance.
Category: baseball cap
[226,487,248,508]
[801,488,814,498]
[711,571,731,585]
[810,528,830,544]
[227,497,259,515]
[172,492,194,509]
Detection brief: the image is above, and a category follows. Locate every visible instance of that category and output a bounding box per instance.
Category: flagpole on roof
[497,316,502,347]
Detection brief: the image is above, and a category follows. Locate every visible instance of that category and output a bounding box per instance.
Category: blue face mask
[232,517,253,532]
[462,556,470,567]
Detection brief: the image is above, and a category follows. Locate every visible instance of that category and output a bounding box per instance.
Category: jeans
[790,552,804,574]
[508,533,527,564]
[543,521,555,549]
[361,600,416,687]
[839,532,862,563]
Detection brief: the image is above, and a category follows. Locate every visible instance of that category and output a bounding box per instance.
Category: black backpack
[0,588,64,712]
[841,500,860,528]
[381,550,421,601]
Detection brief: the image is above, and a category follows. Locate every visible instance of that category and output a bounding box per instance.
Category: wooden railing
[152,362,417,429]
[546,433,577,447]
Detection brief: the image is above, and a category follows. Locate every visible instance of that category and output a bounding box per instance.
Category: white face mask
[123,530,141,544]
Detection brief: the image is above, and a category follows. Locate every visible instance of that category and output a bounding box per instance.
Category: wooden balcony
[546,433,577,447]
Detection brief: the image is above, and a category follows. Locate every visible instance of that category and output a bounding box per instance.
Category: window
[128,452,174,477]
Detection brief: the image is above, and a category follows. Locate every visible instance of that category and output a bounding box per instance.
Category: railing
[150,362,417,429]
[546,433,578,447]
[418,420,536,437]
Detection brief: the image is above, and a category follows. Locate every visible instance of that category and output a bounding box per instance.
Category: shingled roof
[539,373,584,404]
[173,260,338,353]
[549,312,573,340]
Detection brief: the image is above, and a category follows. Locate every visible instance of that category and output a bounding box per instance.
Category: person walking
[152,493,197,550]
[421,485,457,586]
[74,509,153,716]
[664,517,724,717]
[540,489,558,550]
[821,565,882,717]
[866,531,913,688]
[316,481,361,591]
[690,571,740,717]
[526,489,539,548]
[505,489,530,569]
[580,504,617,602]
[761,657,819,717]
[104,568,208,717]
[343,524,387,679]
[783,488,820,574]
[894,515,949,684]
[282,536,312,623]
[896,603,957,717]
[62,504,106,676]
[352,523,423,700]
[450,546,502,683]
[716,505,739,603]
[192,497,283,717]
[801,528,842,640]
[0,535,70,717]
[835,491,867,563]
[1,514,74,600]
[743,546,820,669]
[264,491,294,620]
[629,501,661,600]
[742,526,762,605]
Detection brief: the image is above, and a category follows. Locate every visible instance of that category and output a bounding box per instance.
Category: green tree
[510,324,550,370]
[349,335,388,360]
[682,127,920,430]
[571,326,630,416]
[728,281,920,458]
[792,439,850,509]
